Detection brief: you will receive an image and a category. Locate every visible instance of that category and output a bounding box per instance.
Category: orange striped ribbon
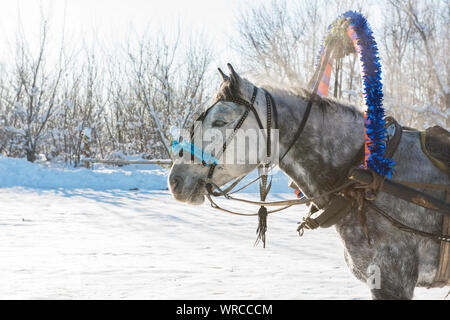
[316,48,334,97]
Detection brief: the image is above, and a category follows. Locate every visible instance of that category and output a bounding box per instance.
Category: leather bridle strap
[206,86,261,185]
[279,44,335,162]
[205,88,279,194]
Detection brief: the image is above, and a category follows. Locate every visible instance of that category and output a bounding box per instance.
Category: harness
[201,98,450,246]
[181,61,450,250]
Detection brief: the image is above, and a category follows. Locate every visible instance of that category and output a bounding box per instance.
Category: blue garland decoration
[315,11,395,177]
[343,11,395,177]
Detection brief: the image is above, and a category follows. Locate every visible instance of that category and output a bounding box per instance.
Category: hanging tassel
[255,206,268,248]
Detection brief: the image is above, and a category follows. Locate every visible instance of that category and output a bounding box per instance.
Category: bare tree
[8,18,67,162]
[233,0,447,129]
[381,0,448,129]
[233,0,370,90]
[388,0,449,108]
[127,31,212,158]
[232,0,309,86]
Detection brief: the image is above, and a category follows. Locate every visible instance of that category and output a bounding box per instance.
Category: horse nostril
[170,176,183,193]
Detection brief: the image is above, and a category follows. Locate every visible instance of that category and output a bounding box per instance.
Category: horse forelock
[213,79,240,102]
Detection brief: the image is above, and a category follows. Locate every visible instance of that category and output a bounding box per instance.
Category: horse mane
[211,76,362,122]
[259,83,362,121]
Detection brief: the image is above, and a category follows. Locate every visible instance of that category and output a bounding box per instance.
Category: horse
[168,64,448,299]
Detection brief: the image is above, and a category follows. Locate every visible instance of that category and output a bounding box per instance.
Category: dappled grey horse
[168,65,448,299]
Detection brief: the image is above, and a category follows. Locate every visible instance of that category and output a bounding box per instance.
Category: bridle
[182,84,286,246]
[199,87,278,194]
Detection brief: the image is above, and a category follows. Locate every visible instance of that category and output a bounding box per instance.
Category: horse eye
[212,119,227,127]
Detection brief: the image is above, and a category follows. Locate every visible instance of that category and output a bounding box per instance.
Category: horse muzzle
[168,175,206,205]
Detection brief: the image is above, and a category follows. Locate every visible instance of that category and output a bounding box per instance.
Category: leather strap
[207,87,260,181]
[394,181,450,192]
[279,43,335,162]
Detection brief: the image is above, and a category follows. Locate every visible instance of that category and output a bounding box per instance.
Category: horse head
[168,64,273,204]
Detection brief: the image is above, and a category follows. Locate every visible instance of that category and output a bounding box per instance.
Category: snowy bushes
[0,21,212,165]
[0,1,447,165]
[233,0,448,130]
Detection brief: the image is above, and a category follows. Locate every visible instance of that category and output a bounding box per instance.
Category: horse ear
[227,63,242,85]
[217,68,229,82]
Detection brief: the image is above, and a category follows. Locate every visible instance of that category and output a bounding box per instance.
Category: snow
[0,155,290,193]
[0,156,447,299]
[0,156,168,191]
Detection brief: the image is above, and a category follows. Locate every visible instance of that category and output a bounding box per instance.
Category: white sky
[0,0,268,66]
[0,0,384,69]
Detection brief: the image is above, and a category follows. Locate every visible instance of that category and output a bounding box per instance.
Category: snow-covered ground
[0,156,447,299]
[0,156,169,190]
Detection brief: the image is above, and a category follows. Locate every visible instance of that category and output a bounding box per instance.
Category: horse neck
[273,91,365,207]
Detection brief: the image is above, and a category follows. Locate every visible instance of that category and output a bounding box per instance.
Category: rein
[207,179,354,208]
